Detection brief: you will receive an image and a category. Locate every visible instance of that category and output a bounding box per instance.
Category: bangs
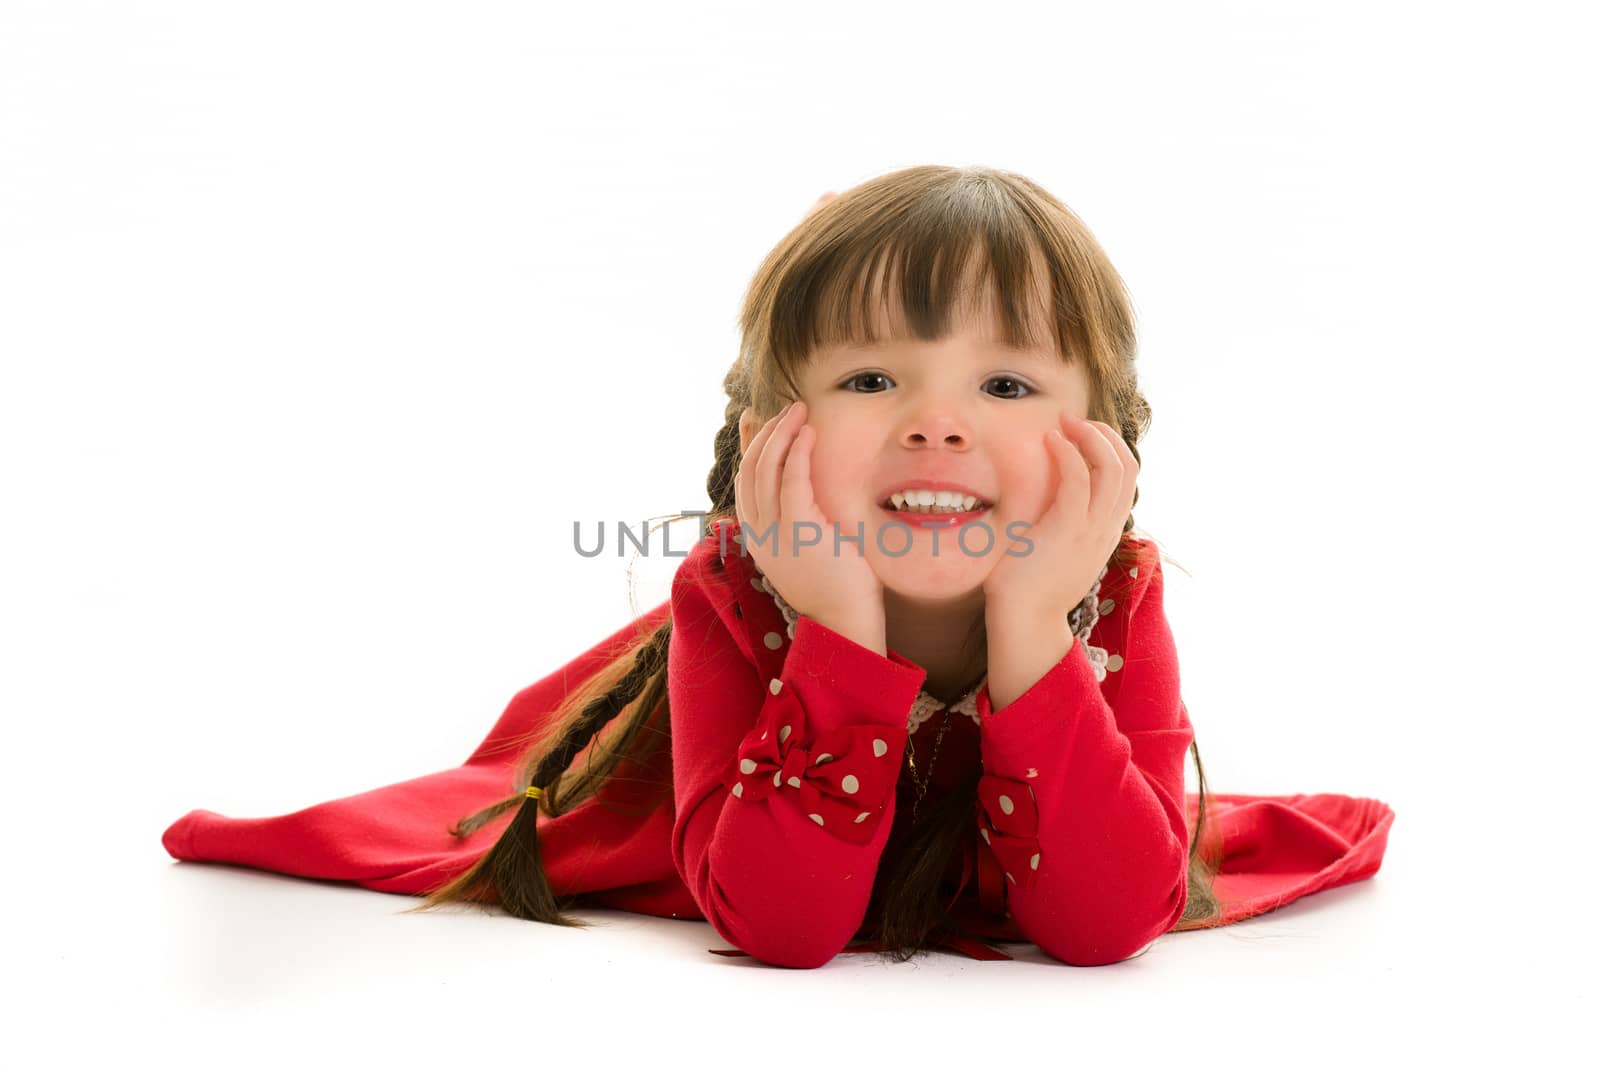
[768,201,1072,386]
[738,166,1130,414]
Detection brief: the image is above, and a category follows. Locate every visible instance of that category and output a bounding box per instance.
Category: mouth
[877,490,993,515]
[877,494,994,529]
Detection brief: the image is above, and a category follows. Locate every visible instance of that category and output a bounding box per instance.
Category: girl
[162,166,1394,967]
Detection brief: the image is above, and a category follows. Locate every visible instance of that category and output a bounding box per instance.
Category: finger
[735,408,777,524]
[1063,415,1122,527]
[1086,419,1138,517]
[755,401,806,544]
[1043,427,1090,527]
[780,422,818,529]
[736,403,791,526]
[1096,420,1136,468]
[1097,422,1140,516]
[1081,419,1137,536]
[1084,418,1137,475]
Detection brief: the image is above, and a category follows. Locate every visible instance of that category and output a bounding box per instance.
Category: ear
[738,407,758,455]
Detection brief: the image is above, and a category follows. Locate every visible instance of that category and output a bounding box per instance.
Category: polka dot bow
[729,715,901,845]
[976,773,1042,890]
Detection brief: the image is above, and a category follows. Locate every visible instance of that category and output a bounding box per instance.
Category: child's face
[741,286,1093,605]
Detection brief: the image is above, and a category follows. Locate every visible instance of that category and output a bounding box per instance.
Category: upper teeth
[888,490,981,511]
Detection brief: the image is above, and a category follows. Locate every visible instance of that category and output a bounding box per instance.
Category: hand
[734,400,886,648]
[982,413,1139,620]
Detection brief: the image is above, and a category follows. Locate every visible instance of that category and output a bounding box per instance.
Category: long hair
[403,164,1226,956]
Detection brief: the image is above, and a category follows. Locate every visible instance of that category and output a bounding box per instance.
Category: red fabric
[162,516,1394,967]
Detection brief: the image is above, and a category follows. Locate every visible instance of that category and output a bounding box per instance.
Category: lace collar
[744,552,1114,733]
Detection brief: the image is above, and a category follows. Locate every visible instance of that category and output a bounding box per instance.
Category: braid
[1122,436,1142,539]
[407,616,676,926]
[706,361,753,516]
[526,621,673,804]
[412,357,762,925]
[1116,389,1152,544]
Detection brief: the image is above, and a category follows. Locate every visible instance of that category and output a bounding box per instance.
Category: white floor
[11,822,1582,1066]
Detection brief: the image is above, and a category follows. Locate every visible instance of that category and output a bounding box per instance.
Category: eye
[839,372,1036,398]
[984,376,1033,400]
[841,371,894,393]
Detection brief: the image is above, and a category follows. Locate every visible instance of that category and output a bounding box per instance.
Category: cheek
[994,436,1053,519]
[806,430,871,518]
[803,435,850,514]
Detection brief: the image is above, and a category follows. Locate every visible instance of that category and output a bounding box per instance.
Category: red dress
[162,516,1394,967]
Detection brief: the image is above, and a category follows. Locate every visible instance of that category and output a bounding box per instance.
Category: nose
[899,408,971,450]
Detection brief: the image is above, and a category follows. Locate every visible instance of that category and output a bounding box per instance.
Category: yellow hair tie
[524,785,544,801]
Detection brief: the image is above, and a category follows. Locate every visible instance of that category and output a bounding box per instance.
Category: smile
[877,502,993,529]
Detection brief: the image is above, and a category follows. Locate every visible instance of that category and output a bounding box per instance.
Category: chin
[870,552,990,605]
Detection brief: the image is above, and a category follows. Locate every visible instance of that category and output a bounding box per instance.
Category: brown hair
[403,164,1227,957]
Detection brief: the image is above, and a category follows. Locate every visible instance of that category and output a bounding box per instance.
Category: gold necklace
[905,701,956,825]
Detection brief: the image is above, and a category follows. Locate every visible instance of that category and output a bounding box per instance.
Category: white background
[3,0,1595,1063]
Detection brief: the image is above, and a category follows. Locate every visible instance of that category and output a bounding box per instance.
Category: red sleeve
[667,530,928,969]
[973,540,1193,966]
